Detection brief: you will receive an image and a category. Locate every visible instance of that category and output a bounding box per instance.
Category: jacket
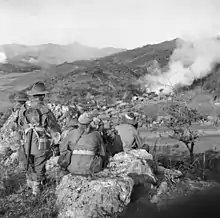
[60,128,106,175]
[10,103,29,143]
[21,99,61,155]
[115,123,142,152]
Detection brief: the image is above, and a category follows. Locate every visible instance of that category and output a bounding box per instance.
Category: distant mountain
[51,39,177,77]
[0,42,125,65]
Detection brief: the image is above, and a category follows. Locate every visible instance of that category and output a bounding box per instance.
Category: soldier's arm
[45,111,62,144]
[134,131,143,149]
[59,132,72,152]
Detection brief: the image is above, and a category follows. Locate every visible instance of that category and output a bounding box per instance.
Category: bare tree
[163,101,204,162]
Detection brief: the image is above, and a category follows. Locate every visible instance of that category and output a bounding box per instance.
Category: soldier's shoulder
[91,130,102,138]
[37,103,51,114]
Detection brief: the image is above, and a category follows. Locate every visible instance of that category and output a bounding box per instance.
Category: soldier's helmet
[27,82,49,96]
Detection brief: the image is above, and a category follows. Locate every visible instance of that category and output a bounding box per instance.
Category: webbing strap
[24,124,52,149]
[24,124,41,141]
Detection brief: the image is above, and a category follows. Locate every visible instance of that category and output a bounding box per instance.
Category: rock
[157,166,183,180]
[56,149,156,218]
[4,151,19,166]
[46,156,60,172]
[101,149,156,185]
[56,175,134,218]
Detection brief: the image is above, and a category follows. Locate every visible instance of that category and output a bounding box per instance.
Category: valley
[0,71,49,111]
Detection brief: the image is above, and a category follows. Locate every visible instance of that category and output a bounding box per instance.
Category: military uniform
[59,112,106,175]
[9,93,29,153]
[115,112,142,152]
[20,82,61,195]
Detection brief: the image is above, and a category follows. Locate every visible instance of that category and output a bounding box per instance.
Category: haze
[0,0,220,49]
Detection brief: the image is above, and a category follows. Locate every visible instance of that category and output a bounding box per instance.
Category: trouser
[26,152,50,194]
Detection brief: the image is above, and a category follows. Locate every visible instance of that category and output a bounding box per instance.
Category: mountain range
[0,41,125,66]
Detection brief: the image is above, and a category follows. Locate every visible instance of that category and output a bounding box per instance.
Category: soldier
[59,112,106,176]
[12,92,29,129]
[20,82,61,195]
[10,92,28,145]
[9,92,29,168]
[115,112,143,152]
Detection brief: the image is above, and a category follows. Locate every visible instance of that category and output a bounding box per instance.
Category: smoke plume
[0,52,7,63]
[143,37,220,94]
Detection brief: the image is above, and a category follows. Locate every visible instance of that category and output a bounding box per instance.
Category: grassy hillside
[34,39,177,105]
[6,37,220,111]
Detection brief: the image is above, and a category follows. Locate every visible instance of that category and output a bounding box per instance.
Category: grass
[0,131,220,217]
[0,154,61,218]
[0,71,49,111]
[0,88,220,217]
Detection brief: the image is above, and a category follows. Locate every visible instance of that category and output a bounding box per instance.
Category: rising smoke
[0,52,7,63]
[143,37,220,94]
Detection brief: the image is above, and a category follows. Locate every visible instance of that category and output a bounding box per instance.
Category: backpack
[23,107,51,151]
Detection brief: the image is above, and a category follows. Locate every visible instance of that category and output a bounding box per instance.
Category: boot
[32,181,42,196]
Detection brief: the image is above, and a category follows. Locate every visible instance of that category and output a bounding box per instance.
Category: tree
[163,101,204,162]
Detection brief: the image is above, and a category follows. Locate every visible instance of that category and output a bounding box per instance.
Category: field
[139,122,220,152]
[0,71,49,111]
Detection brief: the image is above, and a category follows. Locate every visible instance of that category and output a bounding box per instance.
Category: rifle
[26,129,33,171]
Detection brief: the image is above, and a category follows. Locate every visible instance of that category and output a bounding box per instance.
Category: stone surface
[56,175,134,218]
[56,149,156,218]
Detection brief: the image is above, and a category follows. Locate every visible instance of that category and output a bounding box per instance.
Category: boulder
[56,149,156,218]
[56,175,134,218]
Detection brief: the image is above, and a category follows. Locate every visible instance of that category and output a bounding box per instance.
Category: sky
[0,0,220,49]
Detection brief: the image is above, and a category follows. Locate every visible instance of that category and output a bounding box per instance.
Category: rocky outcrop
[55,149,156,218]
[0,112,21,153]
[56,175,134,218]
[0,100,144,156]
[0,103,79,154]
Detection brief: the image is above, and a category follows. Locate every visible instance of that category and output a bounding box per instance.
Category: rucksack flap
[25,108,41,127]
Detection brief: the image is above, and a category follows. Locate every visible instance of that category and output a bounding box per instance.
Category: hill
[52,39,177,75]
[0,60,42,73]
[31,39,178,105]
[0,42,125,65]
[8,37,220,109]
